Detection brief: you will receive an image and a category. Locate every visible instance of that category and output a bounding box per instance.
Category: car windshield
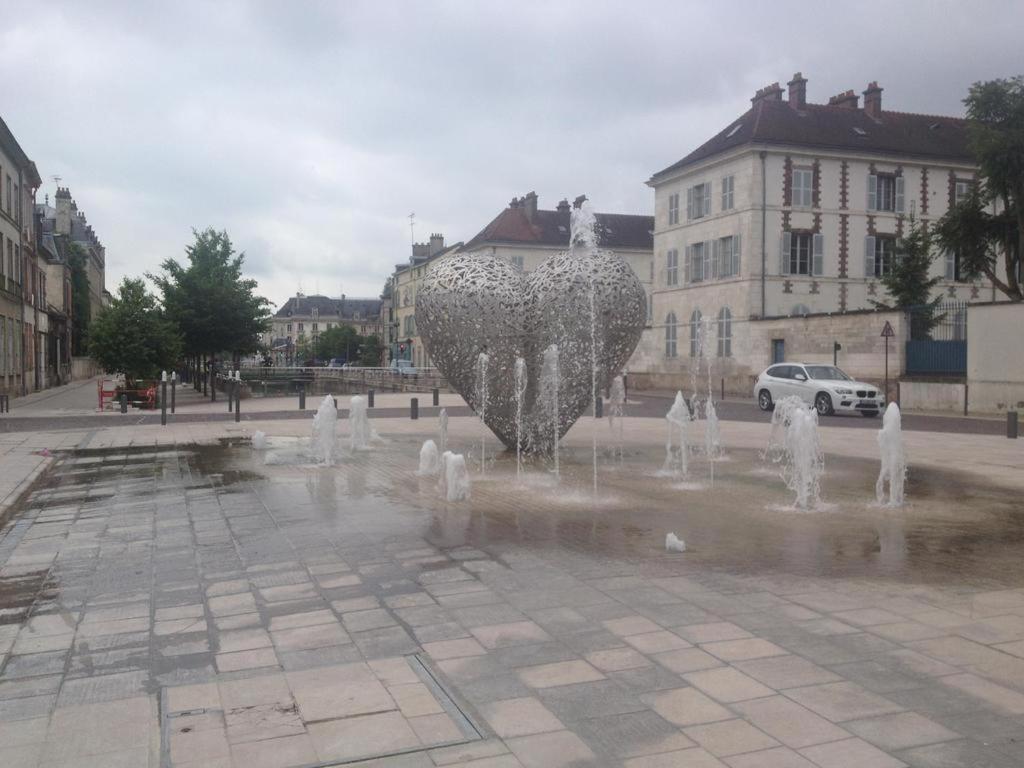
[805,365,851,381]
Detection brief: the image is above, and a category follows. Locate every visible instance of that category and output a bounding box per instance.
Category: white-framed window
[687,242,709,283]
[664,312,677,358]
[792,168,813,207]
[687,182,711,220]
[954,181,971,205]
[721,175,734,210]
[717,307,732,358]
[689,309,703,357]
[666,249,679,286]
[668,193,680,225]
[511,254,524,270]
[717,235,740,278]
[944,249,968,282]
[868,235,897,278]
[298,322,304,332]
[867,173,904,212]
[780,231,824,276]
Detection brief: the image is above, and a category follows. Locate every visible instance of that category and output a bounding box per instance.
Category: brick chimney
[522,191,538,222]
[751,82,784,105]
[428,233,445,256]
[54,187,72,235]
[556,198,570,213]
[828,90,859,109]
[863,82,883,118]
[787,72,807,109]
[573,194,588,209]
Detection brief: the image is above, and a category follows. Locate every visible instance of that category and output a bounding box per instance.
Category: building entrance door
[771,339,785,364]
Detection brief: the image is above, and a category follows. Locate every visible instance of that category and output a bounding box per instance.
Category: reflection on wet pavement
[0,439,1022,767]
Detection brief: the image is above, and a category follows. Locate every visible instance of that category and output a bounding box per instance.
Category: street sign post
[881,321,896,401]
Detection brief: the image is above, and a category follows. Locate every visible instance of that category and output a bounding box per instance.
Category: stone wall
[629,308,906,400]
[72,356,101,380]
[967,302,1024,412]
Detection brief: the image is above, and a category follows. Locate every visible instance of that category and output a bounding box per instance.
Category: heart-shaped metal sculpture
[416,231,646,454]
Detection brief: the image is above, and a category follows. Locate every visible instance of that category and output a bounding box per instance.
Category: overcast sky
[1,0,1020,309]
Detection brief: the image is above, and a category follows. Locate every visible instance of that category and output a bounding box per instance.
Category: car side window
[767,365,786,379]
[792,366,807,380]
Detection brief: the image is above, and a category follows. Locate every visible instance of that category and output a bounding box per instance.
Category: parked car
[389,360,418,376]
[753,363,882,417]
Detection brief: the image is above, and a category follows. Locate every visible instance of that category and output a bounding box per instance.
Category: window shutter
[812,233,824,276]
[895,176,905,213]
[867,174,877,210]
[686,188,693,220]
[704,183,712,216]
[711,238,720,279]
[865,235,876,278]
[684,245,691,283]
[734,233,741,276]
[780,231,791,275]
[944,250,954,280]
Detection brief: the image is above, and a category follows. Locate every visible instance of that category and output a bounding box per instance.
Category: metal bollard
[161,381,168,426]
[0,393,8,413]
[595,396,603,419]
[1009,411,1019,440]
[120,393,128,414]
[299,383,306,410]
[235,380,241,423]
[432,388,439,407]
[368,389,375,408]
[228,378,234,412]
[411,397,419,420]
[171,376,176,414]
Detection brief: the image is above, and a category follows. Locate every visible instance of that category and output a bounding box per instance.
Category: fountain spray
[514,356,527,481]
[876,402,906,506]
[475,352,489,475]
[540,344,560,480]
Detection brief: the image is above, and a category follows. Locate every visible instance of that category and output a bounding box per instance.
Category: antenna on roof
[50,175,62,186]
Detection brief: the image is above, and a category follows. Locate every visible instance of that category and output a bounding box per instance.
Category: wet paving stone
[0,441,1022,765]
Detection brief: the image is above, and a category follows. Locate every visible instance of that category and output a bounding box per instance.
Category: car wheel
[814,392,834,416]
[757,389,774,411]
[861,410,879,418]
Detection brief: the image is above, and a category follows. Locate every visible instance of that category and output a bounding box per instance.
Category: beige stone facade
[633,75,1000,394]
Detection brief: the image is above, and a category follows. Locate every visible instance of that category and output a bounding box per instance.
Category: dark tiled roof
[274,295,382,319]
[0,116,41,185]
[465,206,653,250]
[652,99,973,179]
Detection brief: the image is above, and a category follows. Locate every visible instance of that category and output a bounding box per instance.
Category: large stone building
[0,115,43,396]
[391,234,462,368]
[35,188,107,384]
[633,74,995,391]
[267,293,383,364]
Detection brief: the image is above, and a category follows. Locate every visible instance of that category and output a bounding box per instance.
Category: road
[0,389,1009,436]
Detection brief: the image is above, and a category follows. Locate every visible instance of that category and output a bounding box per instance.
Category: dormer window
[726,123,742,138]
[852,126,868,136]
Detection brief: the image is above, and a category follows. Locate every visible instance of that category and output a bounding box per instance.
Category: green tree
[88,278,181,383]
[935,76,1023,300]
[315,325,359,361]
[68,243,91,355]
[872,217,944,339]
[151,229,272,364]
[358,334,382,366]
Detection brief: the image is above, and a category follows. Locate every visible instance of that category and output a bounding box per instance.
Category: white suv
[754,363,882,417]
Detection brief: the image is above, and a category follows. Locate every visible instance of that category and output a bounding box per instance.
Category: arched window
[689,309,703,357]
[664,312,677,358]
[717,307,732,358]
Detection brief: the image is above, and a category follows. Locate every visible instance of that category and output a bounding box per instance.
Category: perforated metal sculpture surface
[416,205,647,454]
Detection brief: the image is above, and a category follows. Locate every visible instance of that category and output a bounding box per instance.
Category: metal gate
[905,301,967,376]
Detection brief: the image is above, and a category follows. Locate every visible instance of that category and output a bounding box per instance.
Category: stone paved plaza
[0,406,1023,767]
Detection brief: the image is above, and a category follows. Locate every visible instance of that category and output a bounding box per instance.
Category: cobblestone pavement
[0,423,1022,767]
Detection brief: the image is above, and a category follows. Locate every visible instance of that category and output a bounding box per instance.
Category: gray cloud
[1,0,1019,309]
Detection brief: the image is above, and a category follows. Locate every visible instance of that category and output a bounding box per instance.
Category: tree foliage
[872,217,944,339]
[68,243,91,356]
[88,278,181,383]
[151,229,272,358]
[935,76,1024,300]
